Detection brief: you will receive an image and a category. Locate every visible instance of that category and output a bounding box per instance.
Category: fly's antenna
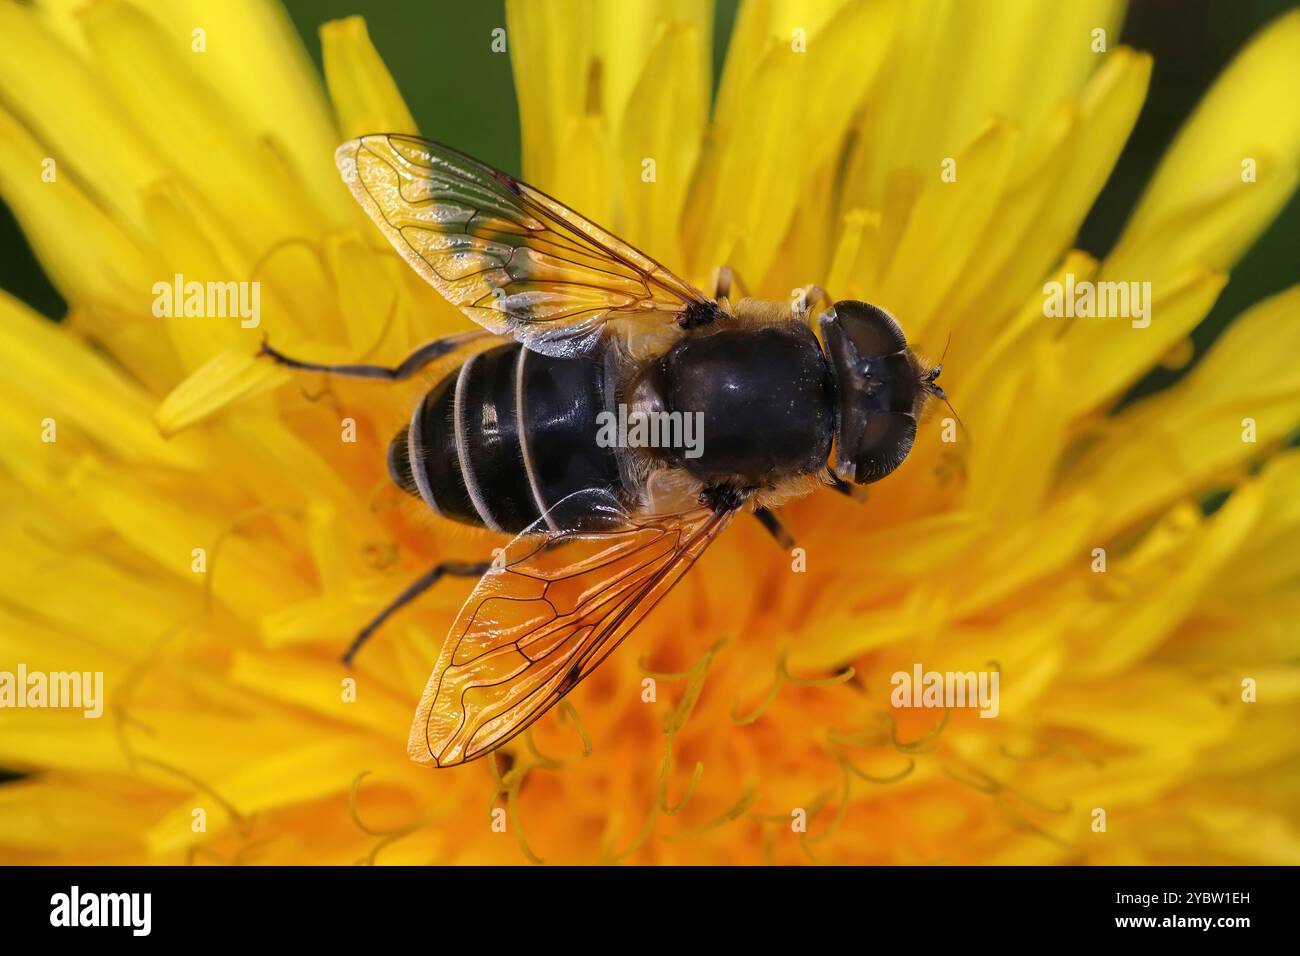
[934,387,968,440]
[922,331,969,441]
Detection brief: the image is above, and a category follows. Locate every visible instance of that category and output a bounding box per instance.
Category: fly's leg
[712,265,751,304]
[752,507,795,549]
[259,330,489,382]
[794,284,831,319]
[343,560,493,665]
[677,265,749,331]
[827,474,870,502]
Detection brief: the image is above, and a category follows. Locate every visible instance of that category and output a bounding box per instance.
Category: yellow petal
[946,492,1098,620]
[0,107,159,309]
[618,20,708,265]
[1071,486,1261,678]
[507,0,710,203]
[320,16,418,139]
[1047,46,1151,252]
[0,713,125,778]
[825,209,884,298]
[0,521,192,649]
[1,605,131,676]
[228,652,410,735]
[964,331,1068,524]
[145,737,399,854]
[0,778,169,858]
[0,289,200,467]
[1184,802,1300,866]
[324,231,398,348]
[553,114,617,230]
[1062,265,1227,416]
[1211,451,1300,596]
[689,0,899,289]
[1065,285,1300,537]
[798,0,903,171]
[842,0,1125,210]
[944,49,1151,344]
[769,158,837,297]
[1116,9,1300,275]
[132,0,351,227]
[1203,687,1300,772]
[958,249,1098,400]
[142,181,257,371]
[30,0,92,55]
[154,349,286,435]
[0,1,162,233]
[684,37,808,285]
[1042,667,1237,753]
[66,456,307,619]
[875,116,1021,342]
[221,411,378,542]
[79,0,317,253]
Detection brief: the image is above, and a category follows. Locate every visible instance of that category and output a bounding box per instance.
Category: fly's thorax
[627,321,834,489]
[624,357,670,421]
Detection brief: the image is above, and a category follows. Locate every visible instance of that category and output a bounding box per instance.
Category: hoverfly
[261,135,947,767]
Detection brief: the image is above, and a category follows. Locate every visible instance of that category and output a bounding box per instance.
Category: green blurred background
[1,0,1296,399]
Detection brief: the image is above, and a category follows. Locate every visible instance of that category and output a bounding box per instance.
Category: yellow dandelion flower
[1,0,1298,867]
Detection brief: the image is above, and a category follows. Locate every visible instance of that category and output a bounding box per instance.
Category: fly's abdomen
[387,343,621,533]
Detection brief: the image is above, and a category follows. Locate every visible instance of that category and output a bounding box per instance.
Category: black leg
[828,475,870,502]
[673,263,749,330]
[752,507,795,549]
[342,560,492,665]
[795,284,831,317]
[713,265,750,303]
[260,330,487,381]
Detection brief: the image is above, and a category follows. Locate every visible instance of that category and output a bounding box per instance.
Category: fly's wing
[337,135,709,358]
[408,489,736,767]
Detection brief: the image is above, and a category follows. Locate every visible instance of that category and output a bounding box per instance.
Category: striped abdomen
[387,343,621,533]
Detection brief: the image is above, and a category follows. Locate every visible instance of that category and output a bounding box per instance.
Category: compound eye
[845,412,917,484]
[829,300,907,357]
[386,428,418,495]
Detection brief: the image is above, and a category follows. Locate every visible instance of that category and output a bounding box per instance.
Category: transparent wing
[408,489,735,767]
[337,134,709,358]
